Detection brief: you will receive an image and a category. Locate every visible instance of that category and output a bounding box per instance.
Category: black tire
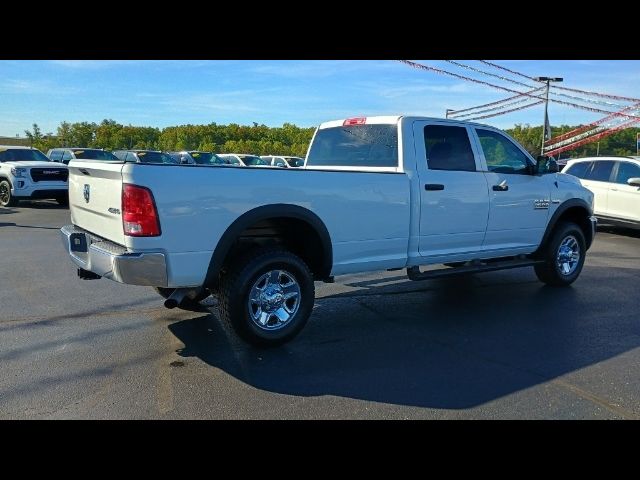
[0,180,17,207]
[56,195,69,207]
[534,221,586,286]
[218,247,315,347]
[153,287,211,305]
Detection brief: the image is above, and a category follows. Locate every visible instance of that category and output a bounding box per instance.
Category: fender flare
[203,204,333,286]
[537,198,593,252]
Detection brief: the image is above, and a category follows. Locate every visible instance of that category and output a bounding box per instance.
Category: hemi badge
[108,208,121,215]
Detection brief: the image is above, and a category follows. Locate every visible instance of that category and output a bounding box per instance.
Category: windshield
[220,155,241,165]
[285,157,304,167]
[135,152,178,164]
[72,149,118,160]
[189,152,226,165]
[242,155,270,166]
[0,148,50,163]
[306,124,398,168]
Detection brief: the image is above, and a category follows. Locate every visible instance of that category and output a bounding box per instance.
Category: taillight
[343,117,366,126]
[122,184,161,237]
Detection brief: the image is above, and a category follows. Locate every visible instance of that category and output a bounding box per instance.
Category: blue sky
[0,60,638,137]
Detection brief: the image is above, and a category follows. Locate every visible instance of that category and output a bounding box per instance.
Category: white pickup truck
[60,116,596,346]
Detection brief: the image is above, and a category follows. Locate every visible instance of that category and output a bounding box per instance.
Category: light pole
[533,76,563,156]
[445,109,454,119]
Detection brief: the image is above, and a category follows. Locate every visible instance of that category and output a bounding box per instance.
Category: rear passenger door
[473,128,551,251]
[413,121,490,257]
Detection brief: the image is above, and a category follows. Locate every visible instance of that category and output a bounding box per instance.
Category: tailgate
[68,160,126,246]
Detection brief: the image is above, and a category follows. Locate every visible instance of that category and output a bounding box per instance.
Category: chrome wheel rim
[0,183,9,205]
[248,269,301,331]
[556,235,580,276]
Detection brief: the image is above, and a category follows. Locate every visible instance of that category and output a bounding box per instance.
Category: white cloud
[0,79,81,95]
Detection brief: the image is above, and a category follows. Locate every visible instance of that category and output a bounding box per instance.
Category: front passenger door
[474,128,551,252]
[607,161,640,222]
[581,160,615,217]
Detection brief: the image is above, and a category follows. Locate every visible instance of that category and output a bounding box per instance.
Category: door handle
[425,184,445,191]
[492,181,509,192]
[610,188,618,192]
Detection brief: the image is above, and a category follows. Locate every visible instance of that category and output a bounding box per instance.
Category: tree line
[24,120,315,157]
[23,119,640,158]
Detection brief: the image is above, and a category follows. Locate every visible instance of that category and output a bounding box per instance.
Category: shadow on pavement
[17,201,68,210]
[598,225,640,239]
[0,222,59,230]
[168,264,639,409]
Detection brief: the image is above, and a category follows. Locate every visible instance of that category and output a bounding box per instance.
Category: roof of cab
[318,115,497,130]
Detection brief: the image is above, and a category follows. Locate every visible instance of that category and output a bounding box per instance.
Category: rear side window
[61,150,73,162]
[585,161,615,182]
[614,162,640,184]
[49,150,63,162]
[306,124,398,168]
[564,161,591,179]
[424,125,476,172]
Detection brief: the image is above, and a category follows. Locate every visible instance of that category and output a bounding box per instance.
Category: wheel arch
[204,204,333,288]
[536,199,594,255]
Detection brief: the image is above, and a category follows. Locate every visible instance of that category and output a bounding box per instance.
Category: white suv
[0,146,69,207]
[564,156,640,227]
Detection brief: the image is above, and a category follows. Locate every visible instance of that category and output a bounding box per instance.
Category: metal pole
[596,142,600,156]
[445,109,454,119]
[541,80,550,156]
[534,76,563,157]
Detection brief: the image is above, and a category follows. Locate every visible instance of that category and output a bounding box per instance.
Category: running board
[407,258,544,281]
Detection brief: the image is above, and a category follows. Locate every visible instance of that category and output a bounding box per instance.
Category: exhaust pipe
[78,268,101,280]
[163,287,203,309]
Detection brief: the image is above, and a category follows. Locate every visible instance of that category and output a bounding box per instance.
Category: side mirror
[536,155,559,174]
[627,177,640,187]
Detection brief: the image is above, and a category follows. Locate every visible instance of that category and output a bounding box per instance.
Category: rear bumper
[60,224,168,286]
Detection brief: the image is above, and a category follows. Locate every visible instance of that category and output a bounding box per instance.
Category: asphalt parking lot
[1,201,639,419]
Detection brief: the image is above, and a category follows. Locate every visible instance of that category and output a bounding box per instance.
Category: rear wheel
[0,180,17,207]
[534,222,586,286]
[218,247,315,347]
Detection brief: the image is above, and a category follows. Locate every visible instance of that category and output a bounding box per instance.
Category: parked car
[216,154,245,166]
[563,156,640,228]
[47,148,118,164]
[61,115,596,347]
[0,145,68,206]
[113,150,178,164]
[220,154,270,167]
[261,156,305,168]
[168,151,227,165]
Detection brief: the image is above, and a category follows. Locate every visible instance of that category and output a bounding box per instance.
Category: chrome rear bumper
[60,224,168,286]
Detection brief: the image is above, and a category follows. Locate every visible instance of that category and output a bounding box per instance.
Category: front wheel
[534,222,586,286]
[218,248,315,347]
[0,180,17,207]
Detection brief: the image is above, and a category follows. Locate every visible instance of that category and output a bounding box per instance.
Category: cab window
[476,129,531,174]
